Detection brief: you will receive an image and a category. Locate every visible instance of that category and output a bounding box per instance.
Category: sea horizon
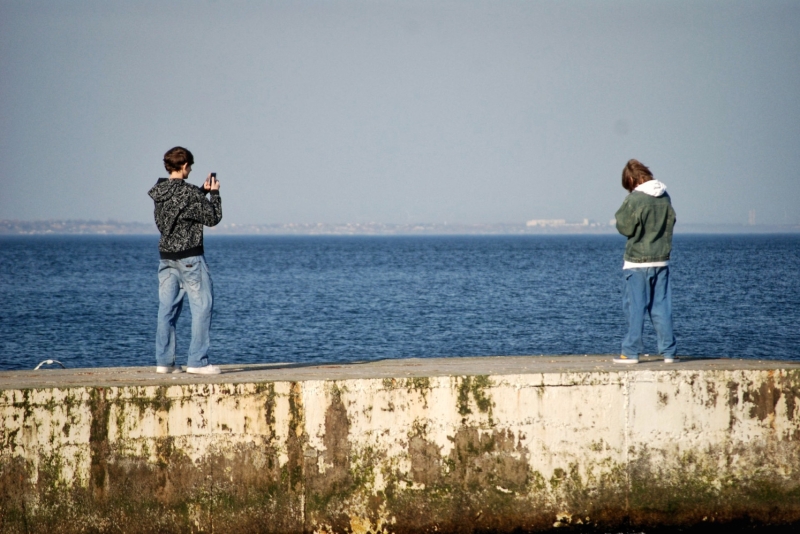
[2,218,799,236]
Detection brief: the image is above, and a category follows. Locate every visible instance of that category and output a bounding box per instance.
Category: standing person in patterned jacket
[148,146,223,375]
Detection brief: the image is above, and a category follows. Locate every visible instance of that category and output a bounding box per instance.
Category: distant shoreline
[1,219,798,236]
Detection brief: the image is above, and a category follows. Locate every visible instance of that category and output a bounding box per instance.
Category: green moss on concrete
[625,445,800,527]
[529,470,547,492]
[305,382,354,525]
[261,382,278,443]
[780,369,800,422]
[11,389,34,420]
[128,385,172,414]
[89,387,111,498]
[286,381,306,495]
[457,375,494,420]
[1,443,305,534]
[404,377,431,405]
[350,445,381,489]
[382,377,398,390]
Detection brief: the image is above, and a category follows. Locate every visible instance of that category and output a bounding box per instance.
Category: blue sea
[1,234,798,371]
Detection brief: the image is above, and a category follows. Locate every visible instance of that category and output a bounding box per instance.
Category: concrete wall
[2,363,799,533]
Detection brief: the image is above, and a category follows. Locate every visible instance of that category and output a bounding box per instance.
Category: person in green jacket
[613,159,677,364]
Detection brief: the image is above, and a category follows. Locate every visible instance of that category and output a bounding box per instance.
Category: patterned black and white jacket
[148,178,222,260]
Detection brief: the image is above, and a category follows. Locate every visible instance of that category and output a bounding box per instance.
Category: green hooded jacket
[615,180,676,263]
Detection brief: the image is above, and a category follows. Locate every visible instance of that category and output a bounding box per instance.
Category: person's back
[616,179,676,264]
[148,146,223,375]
[149,178,221,259]
[613,159,677,364]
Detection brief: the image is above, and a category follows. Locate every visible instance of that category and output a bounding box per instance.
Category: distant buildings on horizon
[526,218,612,228]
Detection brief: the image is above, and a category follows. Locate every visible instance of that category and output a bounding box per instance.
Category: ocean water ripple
[1,234,798,371]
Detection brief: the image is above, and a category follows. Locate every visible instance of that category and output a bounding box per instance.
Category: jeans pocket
[182,257,205,291]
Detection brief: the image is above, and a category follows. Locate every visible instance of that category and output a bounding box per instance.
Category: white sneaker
[156,365,184,374]
[663,356,679,363]
[186,365,222,375]
[613,355,639,364]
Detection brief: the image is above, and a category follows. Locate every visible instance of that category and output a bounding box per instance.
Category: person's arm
[183,177,222,226]
[201,192,223,227]
[615,196,638,237]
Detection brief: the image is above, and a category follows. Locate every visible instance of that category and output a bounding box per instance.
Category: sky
[1,0,799,226]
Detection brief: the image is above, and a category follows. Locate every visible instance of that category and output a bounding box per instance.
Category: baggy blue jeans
[621,266,676,358]
[155,255,213,368]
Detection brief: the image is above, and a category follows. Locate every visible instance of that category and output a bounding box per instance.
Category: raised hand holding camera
[204,172,220,192]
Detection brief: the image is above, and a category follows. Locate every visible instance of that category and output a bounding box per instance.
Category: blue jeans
[155,255,213,368]
[622,266,676,358]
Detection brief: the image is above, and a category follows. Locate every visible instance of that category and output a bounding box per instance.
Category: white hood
[634,179,667,197]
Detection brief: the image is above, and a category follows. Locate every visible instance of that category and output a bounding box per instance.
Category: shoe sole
[156,367,184,374]
[186,367,222,375]
[613,358,639,364]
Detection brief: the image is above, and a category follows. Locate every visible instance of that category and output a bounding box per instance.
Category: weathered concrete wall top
[1,355,799,533]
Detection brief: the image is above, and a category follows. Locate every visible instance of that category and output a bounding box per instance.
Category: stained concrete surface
[2,354,796,389]
[2,355,799,534]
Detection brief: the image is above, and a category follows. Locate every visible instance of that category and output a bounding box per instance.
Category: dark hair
[621,159,653,192]
[163,146,194,173]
